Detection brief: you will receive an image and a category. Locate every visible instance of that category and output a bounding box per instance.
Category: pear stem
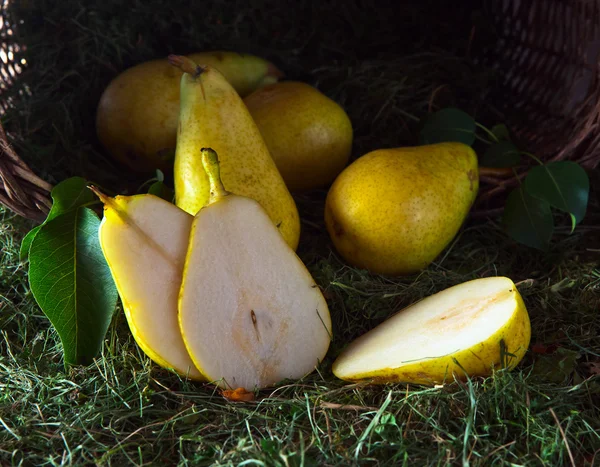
[88,185,116,208]
[201,148,229,203]
[167,54,205,78]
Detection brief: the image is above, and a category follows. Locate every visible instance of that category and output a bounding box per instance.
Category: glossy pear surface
[178,149,331,390]
[96,192,202,380]
[325,142,479,275]
[172,57,300,250]
[244,81,353,192]
[96,51,283,173]
[333,276,531,385]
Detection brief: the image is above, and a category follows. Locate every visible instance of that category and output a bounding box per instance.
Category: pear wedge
[178,149,332,390]
[169,55,300,251]
[92,189,202,380]
[333,277,531,385]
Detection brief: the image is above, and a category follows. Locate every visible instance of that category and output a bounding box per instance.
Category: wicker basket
[1,0,599,223]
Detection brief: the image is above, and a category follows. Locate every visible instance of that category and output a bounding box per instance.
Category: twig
[320,401,378,411]
[485,441,517,460]
[323,409,333,446]
[479,167,513,178]
[549,408,576,467]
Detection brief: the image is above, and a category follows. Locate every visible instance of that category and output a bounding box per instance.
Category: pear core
[179,195,332,390]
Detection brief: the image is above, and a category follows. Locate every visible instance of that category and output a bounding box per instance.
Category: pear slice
[178,148,332,390]
[333,277,531,385]
[91,189,203,380]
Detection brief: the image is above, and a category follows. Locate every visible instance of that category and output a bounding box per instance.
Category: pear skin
[325,142,479,275]
[188,51,283,98]
[92,189,203,380]
[244,81,353,192]
[96,51,283,173]
[332,277,531,385]
[170,55,300,250]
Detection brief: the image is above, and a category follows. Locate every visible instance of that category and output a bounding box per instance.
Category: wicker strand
[0,121,52,222]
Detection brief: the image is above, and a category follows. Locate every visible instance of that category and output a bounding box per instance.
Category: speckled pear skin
[324,142,479,276]
[333,288,531,385]
[243,81,353,192]
[173,61,300,250]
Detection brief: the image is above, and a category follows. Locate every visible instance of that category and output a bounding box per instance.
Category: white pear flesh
[179,195,332,390]
[97,194,202,380]
[333,276,531,385]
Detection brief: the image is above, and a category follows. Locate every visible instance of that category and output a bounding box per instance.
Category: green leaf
[480,141,521,168]
[419,107,476,146]
[20,177,97,261]
[523,161,589,226]
[491,124,511,142]
[28,207,118,367]
[19,226,41,262]
[503,185,554,251]
[46,177,96,217]
[148,181,174,202]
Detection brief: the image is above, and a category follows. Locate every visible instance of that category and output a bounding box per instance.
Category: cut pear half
[94,191,202,380]
[333,276,531,385]
[178,149,332,390]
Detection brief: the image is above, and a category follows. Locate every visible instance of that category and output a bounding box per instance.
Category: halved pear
[332,277,531,385]
[92,190,203,380]
[178,149,332,390]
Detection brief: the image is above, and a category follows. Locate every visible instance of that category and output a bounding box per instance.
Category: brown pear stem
[167,54,205,78]
[201,148,229,203]
[266,62,285,79]
[88,185,115,208]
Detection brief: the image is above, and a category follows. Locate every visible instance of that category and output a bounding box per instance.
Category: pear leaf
[491,124,511,142]
[19,226,42,262]
[419,108,476,146]
[28,207,118,367]
[20,177,97,261]
[523,161,589,226]
[480,141,521,168]
[503,185,554,251]
[148,181,174,202]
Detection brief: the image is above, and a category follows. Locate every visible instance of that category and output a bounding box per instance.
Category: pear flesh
[178,151,331,390]
[333,277,531,385]
[95,192,202,380]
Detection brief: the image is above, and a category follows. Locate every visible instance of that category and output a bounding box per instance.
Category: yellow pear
[178,149,332,390]
[170,55,300,250]
[96,51,283,173]
[325,142,479,275]
[243,81,353,192]
[91,189,202,380]
[333,276,531,385]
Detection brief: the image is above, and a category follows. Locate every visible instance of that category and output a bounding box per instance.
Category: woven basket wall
[0,0,599,223]
[473,0,600,211]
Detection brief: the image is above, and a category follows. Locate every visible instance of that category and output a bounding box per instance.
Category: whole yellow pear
[170,56,300,250]
[324,142,479,275]
[96,51,283,173]
[244,81,353,192]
